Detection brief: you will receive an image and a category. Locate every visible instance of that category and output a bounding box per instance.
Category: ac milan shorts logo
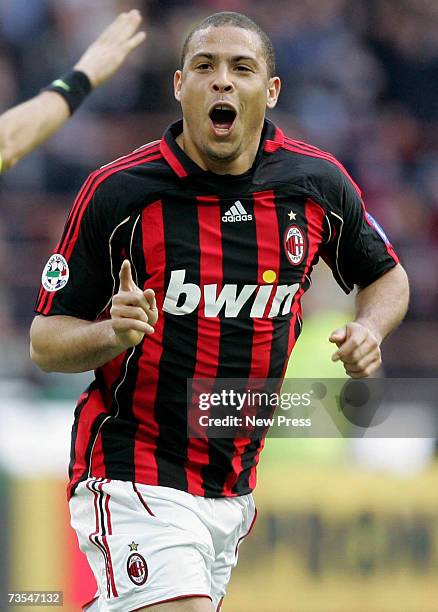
[127,553,148,585]
[284,225,306,266]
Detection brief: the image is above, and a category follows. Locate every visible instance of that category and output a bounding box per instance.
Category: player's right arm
[30,260,157,373]
[0,10,146,172]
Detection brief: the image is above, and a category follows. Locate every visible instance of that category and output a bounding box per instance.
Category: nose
[211,67,234,93]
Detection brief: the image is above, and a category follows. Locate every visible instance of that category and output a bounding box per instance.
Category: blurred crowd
[0,0,437,385]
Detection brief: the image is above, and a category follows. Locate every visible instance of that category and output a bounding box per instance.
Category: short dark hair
[181,12,276,78]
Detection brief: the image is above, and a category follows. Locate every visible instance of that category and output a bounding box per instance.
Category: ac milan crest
[127,553,148,585]
[284,225,306,266]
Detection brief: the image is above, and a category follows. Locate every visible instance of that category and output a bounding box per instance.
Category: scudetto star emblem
[129,541,139,551]
[288,210,297,220]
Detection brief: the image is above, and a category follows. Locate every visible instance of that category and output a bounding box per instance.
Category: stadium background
[0,0,437,610]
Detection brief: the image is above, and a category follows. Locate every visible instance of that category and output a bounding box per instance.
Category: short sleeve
[35,179,114,320]
[322,171,399,293]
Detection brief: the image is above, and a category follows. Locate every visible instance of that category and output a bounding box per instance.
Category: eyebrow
[189,52,258,64]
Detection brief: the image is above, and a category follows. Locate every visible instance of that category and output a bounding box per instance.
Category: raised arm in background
[0,10,146,172]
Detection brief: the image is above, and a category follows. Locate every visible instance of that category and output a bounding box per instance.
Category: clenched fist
[329,321,382,378]
[111,260,158,349]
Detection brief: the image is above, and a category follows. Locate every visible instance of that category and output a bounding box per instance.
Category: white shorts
[69,478,257,612]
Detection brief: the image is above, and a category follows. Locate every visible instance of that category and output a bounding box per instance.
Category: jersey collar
[160,118,284,179]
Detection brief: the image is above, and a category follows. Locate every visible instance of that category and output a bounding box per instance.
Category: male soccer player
[0,10,145,173]
[30,12,409,612]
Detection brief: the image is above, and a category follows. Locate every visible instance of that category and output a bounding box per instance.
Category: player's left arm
[319,164,409,378]
[330,264,409,378]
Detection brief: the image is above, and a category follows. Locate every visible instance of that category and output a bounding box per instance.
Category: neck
[175,123,263,175]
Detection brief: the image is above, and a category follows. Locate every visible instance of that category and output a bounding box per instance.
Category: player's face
[174,26,280,172]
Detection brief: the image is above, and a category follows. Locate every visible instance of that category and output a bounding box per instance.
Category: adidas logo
[222,201,253,223]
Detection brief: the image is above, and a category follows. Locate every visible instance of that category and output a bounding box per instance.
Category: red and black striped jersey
[34,119,399,500]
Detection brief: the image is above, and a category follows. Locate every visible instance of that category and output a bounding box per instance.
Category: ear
[174,70,182,102]
[266,76,281,110]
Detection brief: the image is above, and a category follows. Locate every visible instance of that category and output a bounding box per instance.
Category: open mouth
[209,105,237,134]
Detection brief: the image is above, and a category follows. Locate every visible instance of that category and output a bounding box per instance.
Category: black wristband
[43,70,92,115]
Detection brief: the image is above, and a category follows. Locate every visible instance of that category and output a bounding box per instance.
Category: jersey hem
[68,475,254,501]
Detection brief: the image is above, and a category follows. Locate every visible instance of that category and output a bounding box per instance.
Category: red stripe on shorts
[98,480,118,598]
[86,479,111,599]
[132,483,155,517]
